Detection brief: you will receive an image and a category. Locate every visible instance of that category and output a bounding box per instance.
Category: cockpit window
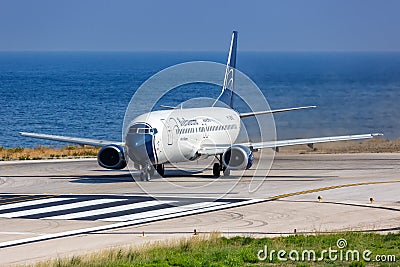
[129,124,157,135]
[137,128,150,134]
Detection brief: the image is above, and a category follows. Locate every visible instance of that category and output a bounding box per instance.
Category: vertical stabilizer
[213,31,238,107]
[228,31,238,69]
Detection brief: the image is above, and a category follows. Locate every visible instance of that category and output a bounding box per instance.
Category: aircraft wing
[239,105,316,118]
[198,133,383,155]
[19,132,123,147]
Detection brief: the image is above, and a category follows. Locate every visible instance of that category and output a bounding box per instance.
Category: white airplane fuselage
[125,107,241,166]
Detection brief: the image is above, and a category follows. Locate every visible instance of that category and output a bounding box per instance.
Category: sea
[0,51,399,148]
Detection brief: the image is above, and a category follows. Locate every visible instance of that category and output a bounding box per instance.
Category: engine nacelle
[222,145,254,170]
[97,145,127,170]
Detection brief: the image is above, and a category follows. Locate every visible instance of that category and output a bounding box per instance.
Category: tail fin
[227,31,238,69]
[213,31,238,108]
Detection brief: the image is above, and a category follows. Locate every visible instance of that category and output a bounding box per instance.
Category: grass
[35,232,400,267]
[0,145,99,161]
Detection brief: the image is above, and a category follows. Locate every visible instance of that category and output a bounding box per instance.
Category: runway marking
[101,201,226,222]
[0,198,261,249]
[0,197,72,211]
[1,180,399,222]
[0,195,57,205]
[43,200,176,220]
[0,195,246,222]
[0,198,127,219]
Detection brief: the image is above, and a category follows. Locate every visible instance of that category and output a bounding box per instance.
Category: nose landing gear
[139,163,165,181]
[140,170,151,181]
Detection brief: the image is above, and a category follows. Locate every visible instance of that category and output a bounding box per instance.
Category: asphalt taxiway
[0,153,399,265]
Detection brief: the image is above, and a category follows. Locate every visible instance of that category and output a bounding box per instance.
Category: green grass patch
[35,232,399,266]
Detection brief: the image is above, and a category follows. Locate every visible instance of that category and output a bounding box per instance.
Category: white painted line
[0,199,127,218]
[101,201,227,222]
[0,198,72,211]
[43,200,176,220]
[0,199,264,248]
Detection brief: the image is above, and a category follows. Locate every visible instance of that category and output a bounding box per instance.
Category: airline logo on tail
[214,31,238,108]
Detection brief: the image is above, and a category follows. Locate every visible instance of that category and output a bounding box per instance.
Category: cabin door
[161,119,173,145]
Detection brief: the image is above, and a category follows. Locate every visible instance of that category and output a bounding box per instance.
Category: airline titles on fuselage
[172,116,238,137]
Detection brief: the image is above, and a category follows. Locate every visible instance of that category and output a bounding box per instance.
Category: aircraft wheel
[213,163,221,178]
[148,167,155,177]
[145,171,151,181]
[223,168,230,176]
[140,171,151,181]
[155,164,165,177]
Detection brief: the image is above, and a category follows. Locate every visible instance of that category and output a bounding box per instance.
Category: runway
[0,153,399,265]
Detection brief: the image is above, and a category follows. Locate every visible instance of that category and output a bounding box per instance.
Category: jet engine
[97,145,127,169]
[222,145,254,170]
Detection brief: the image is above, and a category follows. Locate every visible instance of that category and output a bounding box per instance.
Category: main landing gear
[212,155,230,178]
[155,164,165,177]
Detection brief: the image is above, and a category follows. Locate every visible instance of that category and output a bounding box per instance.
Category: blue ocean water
[0,52,399,148]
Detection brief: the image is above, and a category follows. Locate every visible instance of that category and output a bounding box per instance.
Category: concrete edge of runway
[0,158,97,166]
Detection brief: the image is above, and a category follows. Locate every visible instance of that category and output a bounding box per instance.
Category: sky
[0,0,399,51]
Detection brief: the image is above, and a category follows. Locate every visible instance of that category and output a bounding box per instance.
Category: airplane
[20,31,382,181]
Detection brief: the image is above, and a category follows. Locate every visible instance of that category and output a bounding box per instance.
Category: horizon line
[0,49,400,53]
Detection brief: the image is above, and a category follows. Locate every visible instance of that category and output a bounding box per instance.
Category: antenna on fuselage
[213,31,237,108]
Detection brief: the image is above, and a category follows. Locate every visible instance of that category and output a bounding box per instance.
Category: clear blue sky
[0,0,399,51]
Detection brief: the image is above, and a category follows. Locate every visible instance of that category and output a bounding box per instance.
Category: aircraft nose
[125,130,155,165]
